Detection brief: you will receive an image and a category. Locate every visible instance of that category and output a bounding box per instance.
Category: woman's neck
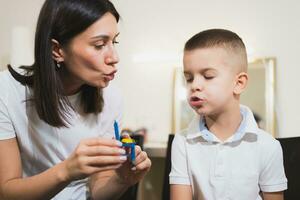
[59,69,83,95]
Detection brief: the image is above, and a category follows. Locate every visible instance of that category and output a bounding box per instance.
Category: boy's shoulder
[177,115,201,138]
[255,128,281,152]
[256,128,277,142]
[174,128,189,142]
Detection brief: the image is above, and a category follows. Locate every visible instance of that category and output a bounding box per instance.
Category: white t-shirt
[0,70,123,200]
[170,105,287,200]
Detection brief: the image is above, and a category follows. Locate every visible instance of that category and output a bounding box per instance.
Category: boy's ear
[51,39,65,63]
[233,72,248,95]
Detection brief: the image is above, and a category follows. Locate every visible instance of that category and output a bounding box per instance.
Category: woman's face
[60,12,119,94]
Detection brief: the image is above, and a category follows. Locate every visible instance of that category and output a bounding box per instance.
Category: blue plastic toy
[114,120,136,164]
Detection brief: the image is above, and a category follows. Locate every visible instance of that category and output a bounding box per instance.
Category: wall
[0,0,43,69]
[0,0,299,142]
[111,0,300,141]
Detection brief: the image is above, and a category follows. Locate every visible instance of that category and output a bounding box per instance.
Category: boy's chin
[193,107,207,116]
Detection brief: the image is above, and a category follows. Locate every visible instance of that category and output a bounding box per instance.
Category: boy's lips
[189,96,205,107]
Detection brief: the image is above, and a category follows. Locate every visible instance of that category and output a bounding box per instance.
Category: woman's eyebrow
[91,32,120,40]
[90,34,110,40]
[113,32,120,39]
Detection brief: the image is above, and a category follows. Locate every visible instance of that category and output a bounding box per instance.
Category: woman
[0,0,151,199]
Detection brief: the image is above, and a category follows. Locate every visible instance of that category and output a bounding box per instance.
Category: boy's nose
[191,78,204,92]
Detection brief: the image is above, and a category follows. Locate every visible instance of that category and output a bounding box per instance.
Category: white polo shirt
[0,70,123,200]
[170,105,287,200]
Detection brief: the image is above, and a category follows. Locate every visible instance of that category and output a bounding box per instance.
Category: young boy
[170,29,287,200]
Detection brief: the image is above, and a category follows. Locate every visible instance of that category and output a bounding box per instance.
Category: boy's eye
[184,73,193,83]
[113,40,119,45]
[204,75,214,80]
[203,73,215,79]
[185,77,193,83]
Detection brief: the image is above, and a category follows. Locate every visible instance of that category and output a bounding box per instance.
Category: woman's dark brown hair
[8,0,120,127]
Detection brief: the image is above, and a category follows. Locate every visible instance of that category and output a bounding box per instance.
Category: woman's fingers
[135,145,142,154]
[65,137,127,180]
[81,145,126,156]
[134,151,147,164]
[135,157,151,171]
[87,155,127,166]
[131,145,151,171]
[81,137,122,147]
[133,145,144,164]
[76,137,126,157]
[83,163,123,175]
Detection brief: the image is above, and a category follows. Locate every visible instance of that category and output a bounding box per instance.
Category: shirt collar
[186,105,259,142]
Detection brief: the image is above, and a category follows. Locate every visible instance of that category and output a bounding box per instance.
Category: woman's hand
[116,145,151,186]
[61,138,127,182]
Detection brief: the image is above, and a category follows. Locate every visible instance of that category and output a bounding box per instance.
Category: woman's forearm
[1,162,70,200]
[1,138,129,200]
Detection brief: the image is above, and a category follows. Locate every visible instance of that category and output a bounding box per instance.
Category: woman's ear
[51,39,64,63]
[233,72,248,95]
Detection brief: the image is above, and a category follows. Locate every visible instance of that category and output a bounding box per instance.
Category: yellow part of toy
[121,138,135,143]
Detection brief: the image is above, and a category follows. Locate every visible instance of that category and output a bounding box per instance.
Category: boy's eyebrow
[183,71,193,77]
[184,67,217,74]
[201,68,217,73]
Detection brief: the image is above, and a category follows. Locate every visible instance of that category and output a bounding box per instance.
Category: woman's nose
[105,44,119,65]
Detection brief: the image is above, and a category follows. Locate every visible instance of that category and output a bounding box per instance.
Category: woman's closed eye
[94,40,119,50]
[94,42,105,50]
[113,40,119,45]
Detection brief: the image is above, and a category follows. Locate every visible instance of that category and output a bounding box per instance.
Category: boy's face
[183,47,243,116]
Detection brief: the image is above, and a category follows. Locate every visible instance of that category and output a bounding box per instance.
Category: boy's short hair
[184,29,248,72]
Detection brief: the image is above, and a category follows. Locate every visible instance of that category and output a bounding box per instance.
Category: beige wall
[0,0,43,69]
[112,0,300,141]
[1,0,299,142]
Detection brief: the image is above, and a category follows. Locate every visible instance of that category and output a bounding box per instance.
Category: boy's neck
[204,104,242,142]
